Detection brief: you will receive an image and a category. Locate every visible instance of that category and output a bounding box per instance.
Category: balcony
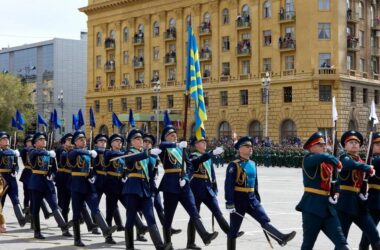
[135,80,144,88]
[219,75,230,82]
[104,61,115,72]
[347,36,359,51]
[318,68,336,75]
[347,10,359,23]
[199,50,212,61]
[164,29,176,41]
[166,79,176,86]
[105,38,115,49]
[236,18,250,30]
[282,69,296,76]
[133,36,144,46]
[372,46,380,56]
[95,82,102,91]
[108,80,115,89]
[279,39,296,51]
[164,55,176,65]
[121,79,129,88]
[133,58,144,69]
[199,23,211,36]
[236,44,251,57]
[371,19,380,30]
[279,10,295,23]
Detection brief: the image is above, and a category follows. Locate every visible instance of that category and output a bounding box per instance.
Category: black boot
[94,212,117,238]
[371,241,380,250]
[163,227,171,246]
[193,219,218,246]
[33,215,45,239]
[358,244,369,250]
[113,207,125,231]
[41,199,52,219]
[24,206,31,223]
[135,214,148,241]
[53,209,73,237]
[125,227,134,250]
[82,205,97,233]
[262,223,296,246]
[105,235,117,244]
[73,220,85,247]
[216,216,244,237]
[13,204,26,227]
[227,237,236,250]
[340,245,352,250]
[149,224,173,250]
[186,222,201,250]
[158,210,181,235]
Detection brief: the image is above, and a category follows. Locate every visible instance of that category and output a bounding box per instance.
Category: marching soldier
[55,133,73,237]
[296,132,350,250]
[142,133,181,235]
[68,130,117,246]
[359,132,380,250]
[0,131,27,227]
[158,125,218,248]
[29,132,72,239]
[0,174,6,232]
[186,136,243,249]
[19,134,33,218]
[123,128,171,250]
[337,131,380,249]
[225,136,296,250]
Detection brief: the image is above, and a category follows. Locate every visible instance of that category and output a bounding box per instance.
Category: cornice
[79,0,140,15]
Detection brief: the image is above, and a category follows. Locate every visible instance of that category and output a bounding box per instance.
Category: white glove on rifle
[179,178,187,187]
[150,148,162,156]
[328,194,338,204]
[13,149,20,158]
[46,175,54,181]
[359,193,368,201]
[89,150,97,158]
[48,150,56,158]
[178,141,188,149]
[88,177,95,184]
[226,208,236,214]
[122,177,128,183]
[212,147,224,155]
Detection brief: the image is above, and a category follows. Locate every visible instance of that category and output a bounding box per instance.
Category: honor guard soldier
[19,134,33,221]
[142,133,181,235]
[225,136,296,250]
[359,132,380,250]
[29,132,72,239]
[123,128,171,250]
[158,125,218,248]
[68,131,117,247]
[187,136,243,249]
[337,131,380,249]
[0,131,27,227]
[296,132,350,250]
[55,133,73,237]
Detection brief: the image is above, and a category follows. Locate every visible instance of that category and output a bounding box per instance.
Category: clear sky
[0,0,88,49]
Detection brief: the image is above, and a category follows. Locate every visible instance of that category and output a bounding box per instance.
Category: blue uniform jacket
[94,147,107,191]
[189,151,218,199]
[19,146,33,184]
[149,154,160,194]
[55,147,72,190]
[68,148,95,194]
[158,142,192,194]
[368,155,380,210]
[28,148,56,193]
[104,149,127,195]
[296,153,340,218]
[0,148,19,193]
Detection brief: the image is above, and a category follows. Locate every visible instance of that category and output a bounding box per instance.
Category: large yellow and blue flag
[186,26,207,140]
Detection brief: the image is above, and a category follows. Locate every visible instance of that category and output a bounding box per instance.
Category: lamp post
[261,72,271,167]
[57,89,64,135]
[153,80,161,140]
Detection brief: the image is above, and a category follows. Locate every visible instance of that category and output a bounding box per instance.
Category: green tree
[0,73,34,133]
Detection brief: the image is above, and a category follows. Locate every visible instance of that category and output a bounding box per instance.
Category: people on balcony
[151,74,159,82]
[278,33,295,49]
[237,40,251,53]
[320,61,331,68]
[134,31,144,43]
[347,8,352,20]
[236,13,250,26]
[105,60,115,70]
[279,7,285,20]
[200,21,211,32]
[105,38,115,48]
[347,35,359,48]
[166,27,176,38]
[165,50,176,63]
[133,56,144,67]
[203,69,211,78]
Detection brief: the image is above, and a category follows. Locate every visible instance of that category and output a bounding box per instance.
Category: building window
[136,71,144,84]
[285,56,295,70]
[136,97,142,110]
[222,8,230,24]
[123,51,129,65]
[168,67,176,81]
[318,23,331,39]
[280,119,297,143]
[122,73,129,86]
[358,1,364,19]
[263,1,271,18]
[151,96,158,110]
[186,15,192,27]
[96,55,101,68]
[319,85,331,102]
[351,86,356,102]
[123,27,129,42]
[363,88,368,104]
[219,121,232,139]
[204,92,209,106]
[96,32,102,47]
[152,70,159,82]
[203,64,211,78]
[95,100,100,112]
[319,53,331,68]
[107,99,113,112]
[249,121,263,141]
[121,98,128,111]
[347,55,353,70]
[375,90,379,105]
[222,36,230,51]
[167,95,174,108]
[240,90,248,105]
[96,76,102,89]
[263,58,272,72]
[360,58,365,72]
[263,30,272,46]
[242,4,250,19]
[359,30,364,47]
[242,60,250,75]
[110,30,115,39]
[220,91,228,106]
[318,0,330,10]
[153,47,160,60]
[153,21,159,37]
[283,87,292,103]
[222,62,230,76]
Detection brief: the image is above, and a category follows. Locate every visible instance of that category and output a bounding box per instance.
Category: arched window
[346,0,350,9]
[348,120,357,130]
[153,21,159,36]
[358,1,364,19]
[219,121,232,140]
[204,12,211,23]
[186,15,192,27]
[222,8,230,24]
[169,18,176,28]
[280,119,297,143]
[138,24,144,33]
[99,125,109,136]
[96,32,102,46]
[110,30,115,39]
[248,120,263,141]
[242,4,250,18]
[370,5,375,27]
[263,1,271,18]
[123,27,128,42]
[285,0,294,12]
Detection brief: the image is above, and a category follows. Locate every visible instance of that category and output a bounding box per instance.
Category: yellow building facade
[81,0,380,143]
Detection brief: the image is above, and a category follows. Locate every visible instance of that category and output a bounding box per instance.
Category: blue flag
[72,114,79,130]
[89,107,96,128]
[11,117,17,128]
[54,109,61,129]
[129,109,135,128]
[164,110,171,127]
[49,112,54,127]
[77,109,84,129]
[38,114,48,127]
[16,110,25,126]
[112,112,122,128]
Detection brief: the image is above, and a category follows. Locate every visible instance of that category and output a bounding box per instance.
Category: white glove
[150,148,162,156]
[328,195,338,204]
[212,147,224,155]
[89,150,97,158]
[122,177,128,183]
[359,193,368,201]
[226,208,236,214]
[11,172,16,178]
[13,149,20,157]
[46,175,53,181]
[370,169,376,177]
[88,177,95,184]
[179,178,187,187]
[48,150,56,158]
[178,141,188,149]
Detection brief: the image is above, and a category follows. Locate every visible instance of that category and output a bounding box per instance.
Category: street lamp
[261,72,271,139]
[57,89,64,135]
[153,80,161,140]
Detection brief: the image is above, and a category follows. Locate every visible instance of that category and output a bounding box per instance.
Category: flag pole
[181,92,189,178]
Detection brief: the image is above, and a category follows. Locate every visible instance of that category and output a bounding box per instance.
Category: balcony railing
[236,46,251,56]
[372,46,380,56]
[199,50,212,61]
[105,38,115,49]
[347,11,359,23]
[318,68,336,74]
[133,36,144,45]
[133,60,144,69]
[279,11,296,22]
[199,24,211,35]
[347,40,360,51]
[279,39,296,50]
[371,19,380,30]
[164,56,176,65]
[236,19,250,29]
[104,62,115,72]
[164,29,176,40]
